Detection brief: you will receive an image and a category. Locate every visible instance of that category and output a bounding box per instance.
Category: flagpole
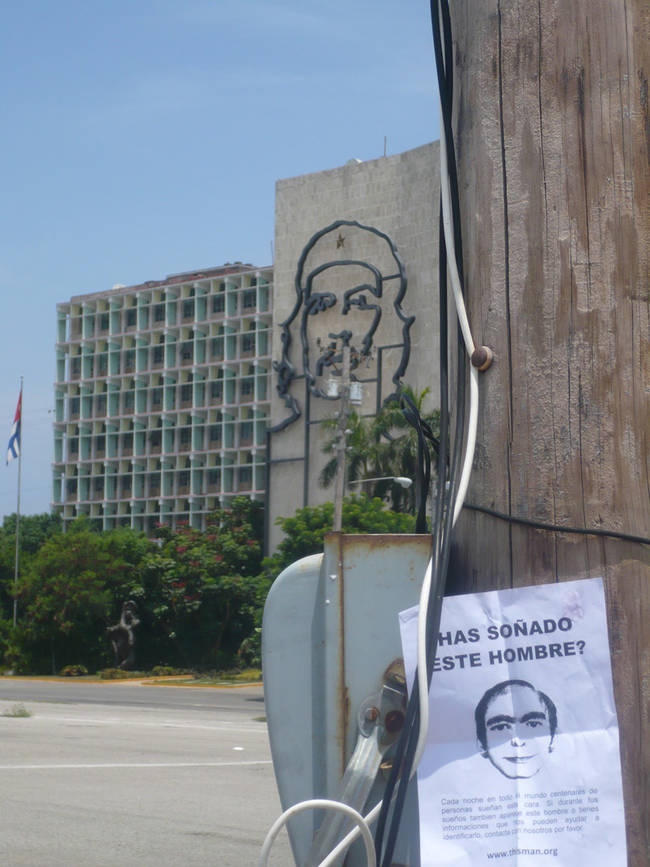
[13,376,23,628]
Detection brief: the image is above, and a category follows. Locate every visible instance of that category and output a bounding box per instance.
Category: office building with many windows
[53,263,272,533]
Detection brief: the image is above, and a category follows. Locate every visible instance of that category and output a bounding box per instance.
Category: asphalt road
[0,679,292,866]
[0,677,262,715]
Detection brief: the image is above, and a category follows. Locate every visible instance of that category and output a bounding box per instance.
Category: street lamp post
[348,476,413,490]
[332,344,351,533]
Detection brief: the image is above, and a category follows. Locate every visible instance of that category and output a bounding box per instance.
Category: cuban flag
[7,390,22,464]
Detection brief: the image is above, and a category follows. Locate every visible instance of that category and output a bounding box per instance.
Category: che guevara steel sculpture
[271,219,414,432]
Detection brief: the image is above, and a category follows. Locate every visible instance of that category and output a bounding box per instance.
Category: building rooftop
[64,262,268,306]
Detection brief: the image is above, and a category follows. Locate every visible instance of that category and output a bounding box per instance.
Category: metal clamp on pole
[306,662,406,866]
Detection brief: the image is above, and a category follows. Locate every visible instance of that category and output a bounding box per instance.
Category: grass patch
[215,667,262,683]
[145,667,263,687]
[1,666,262,686]
[2,703,32,718]
[98,668,149,680]
[191,667,262,685]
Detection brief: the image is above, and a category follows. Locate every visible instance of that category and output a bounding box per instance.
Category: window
[243,289,256,309]
[178,471,190,488]
[154,303,165,322]
[257,327,269,355]
[240,421,253,441]
[209,425,221,442]
[126,309,137,328]
[70,397,80,417]
[124,350,135,371]
[240,378,254,397]
[71,357,81,376]
[180,383,192,403]
[96,396,106,415]
[124,392,134,410]
[95,435,105,452]
[212,294,225,313]
[239,467,252,484]
[98,314,109,332]
[69,438,79,454]
[241,333,255,354]
[151,388,162,407]
[210,381,223,400]
[152,345,164,365]
[182,300,195,319]
[181,342,193,362]
[207,469,220,485]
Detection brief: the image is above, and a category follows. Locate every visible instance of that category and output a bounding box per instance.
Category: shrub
[150,665,188,677]
[60,664,88,677]
[99,668,136,680]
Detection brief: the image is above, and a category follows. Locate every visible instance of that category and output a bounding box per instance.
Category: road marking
[3,715,266,733]
[0,760,273,770]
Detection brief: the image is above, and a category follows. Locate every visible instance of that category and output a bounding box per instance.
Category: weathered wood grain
[447,2,649,863]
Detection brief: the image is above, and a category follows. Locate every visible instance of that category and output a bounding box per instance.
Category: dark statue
[106,600,140,670]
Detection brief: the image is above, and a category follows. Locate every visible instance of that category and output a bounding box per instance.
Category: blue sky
[0,0,440,519]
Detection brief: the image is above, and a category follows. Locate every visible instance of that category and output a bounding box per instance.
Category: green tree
[0,512,62,553]
[13,519,148,673]
[265,494,416,578]
[319,386,439,512]
[133,497,265,670]
[0,512,62,620]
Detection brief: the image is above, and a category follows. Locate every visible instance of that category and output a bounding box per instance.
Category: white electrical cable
[257,799,375,867]
[317,801,382,867]
[407,4,483,774]
[437,55,480,528]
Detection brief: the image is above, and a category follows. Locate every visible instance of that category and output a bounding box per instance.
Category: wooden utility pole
[446,2,648,864]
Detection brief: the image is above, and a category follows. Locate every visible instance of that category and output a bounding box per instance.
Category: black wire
[374,203,451,867]
[374,199,452,860]
[399,390,436,532]
[463,502,650,546]
[431,2,462,280]
[375,2,470,862]
[379,336,467,865]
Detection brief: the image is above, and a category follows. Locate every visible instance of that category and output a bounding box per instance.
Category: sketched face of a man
[480,683,554,779]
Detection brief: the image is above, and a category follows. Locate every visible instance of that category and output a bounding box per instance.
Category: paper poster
[399,577,627,866]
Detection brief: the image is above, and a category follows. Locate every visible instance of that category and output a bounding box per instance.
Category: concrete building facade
[52,142,441,543]
[53,264,272,532]
[267,142,440,550]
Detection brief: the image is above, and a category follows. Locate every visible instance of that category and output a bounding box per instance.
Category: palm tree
[319,386,440,514]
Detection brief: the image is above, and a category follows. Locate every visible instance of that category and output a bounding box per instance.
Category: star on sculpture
[336,233,345,249]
